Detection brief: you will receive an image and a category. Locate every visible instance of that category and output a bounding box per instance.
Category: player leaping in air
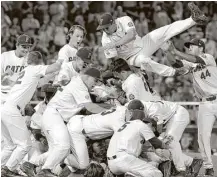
[166,39,217,176]
[97,2,208,77]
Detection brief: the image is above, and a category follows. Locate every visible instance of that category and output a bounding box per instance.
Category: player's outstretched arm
[45,60,63,75]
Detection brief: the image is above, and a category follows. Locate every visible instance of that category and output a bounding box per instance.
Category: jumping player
[97,3,208,77]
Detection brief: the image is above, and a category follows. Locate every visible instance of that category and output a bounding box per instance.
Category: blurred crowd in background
[1,1,217,151]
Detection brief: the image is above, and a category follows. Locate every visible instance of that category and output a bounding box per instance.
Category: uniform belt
[202,95,216,102]
[107,155,117,160]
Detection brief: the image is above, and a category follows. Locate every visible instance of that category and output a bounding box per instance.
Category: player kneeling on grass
[107,99,169,177]
[1,51,63,177]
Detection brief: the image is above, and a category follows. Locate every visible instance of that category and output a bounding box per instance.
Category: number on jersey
[201,69,211,79]
[16,71,25,84]
[118,122,130,132]
[101,108,116,116]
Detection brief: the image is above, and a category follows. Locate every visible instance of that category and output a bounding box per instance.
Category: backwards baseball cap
[184,38,205,51]
[83,67,101,80]
[27,51,43,64]
[111,58,131,73]
[76,47,92,64]
[97,13,113,31]
[17,34,32,46]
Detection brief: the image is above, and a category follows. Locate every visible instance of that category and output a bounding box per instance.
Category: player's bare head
[75,47,93,71]
[82,67,101,90]
[97,13,116,35]
[84,162,105,177]
[184,38,205,55]
[27,51,43,65]
[16,34,32,57]
[67,25,86,48]
[112,59,132,80]
[126,99,145,121]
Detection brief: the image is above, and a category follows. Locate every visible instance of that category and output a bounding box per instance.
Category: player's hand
[155,149,171,160]
[5,68,14,76]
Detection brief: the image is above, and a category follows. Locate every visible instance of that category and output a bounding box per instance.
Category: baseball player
[56,47,92,86]
[65,105,129,170]
[97,3,208,77]
[1,34,32,104]
[137,100,203,176]
[1,51,63,177]
[53,25,87,84]
[107,100,168,177]
[167,39,217,176]
[35,67,101,177]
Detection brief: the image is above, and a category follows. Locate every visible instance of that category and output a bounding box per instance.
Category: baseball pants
[127,18,196,76]
[197,100,217,169]
[66,115,89,170]
[41,106,70,170]
[108,152,162,177]
[164,105,193,171]
[1,103,32,171]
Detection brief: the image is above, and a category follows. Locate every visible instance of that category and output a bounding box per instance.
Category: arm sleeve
[102,34,118,59]
[34,65,49,77]
[70,81,92,105]
[140,122,155,141]
[199,54,216,66]
[58,48,68,62]
[118,16,136,33]
[140,57,176,76]
[125,77,141,101]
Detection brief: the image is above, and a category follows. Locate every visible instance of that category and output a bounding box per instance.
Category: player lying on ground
[165,39,217,176]
[98,2,208,77]
[1,51,63,177]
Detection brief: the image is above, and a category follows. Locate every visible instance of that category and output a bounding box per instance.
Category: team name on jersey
[5,65,26,73]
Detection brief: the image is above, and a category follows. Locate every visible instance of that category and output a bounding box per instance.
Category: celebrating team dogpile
[1,2,217,177]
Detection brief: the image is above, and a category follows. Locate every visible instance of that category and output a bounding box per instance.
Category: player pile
[1,2,216,177]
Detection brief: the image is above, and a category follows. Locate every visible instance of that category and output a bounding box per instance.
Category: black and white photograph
[1,1,217,177]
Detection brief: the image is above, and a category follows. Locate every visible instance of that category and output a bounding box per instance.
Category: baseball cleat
[35,169,57,177]
[185,158,203,177]
[205,168,214,176]
[158,160,172,177]
[1,166,21,177]
[188,2,209,25]
[20,161,36,177]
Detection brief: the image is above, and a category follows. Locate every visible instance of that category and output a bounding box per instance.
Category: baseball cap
[184,38,205,50]
[17,34,32,46]
[96,13,113,31]
[127,99,144,111]
[27,51,43,64]
[76,47,92,64]
[111,58,131,73]
[83,67,101,80]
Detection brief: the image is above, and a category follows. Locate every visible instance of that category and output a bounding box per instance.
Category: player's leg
[165,106,193,171]
[1,104,32,172]
[197,102,216,171]
[108,153,162,177]
[66,116,89,170]
[37,107,70,176]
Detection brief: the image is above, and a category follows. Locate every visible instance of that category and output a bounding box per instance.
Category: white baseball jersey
[182,53,217,98]
[5,65,48,110]
[48,76,92,122]
[54,44,78,84]
[122,73,159,101]
[141,101,179,125]
[1,50,27,93]
[102,16,143,60]
[107,120,155,157]
[83,106,127,140]
[30,100,47,130]
[56,62,78,84]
